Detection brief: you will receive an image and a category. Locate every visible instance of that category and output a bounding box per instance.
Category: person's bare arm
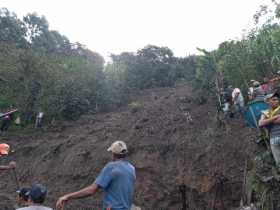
[56,183,99,209]
[259,113,280,127]
[272,115,280,124]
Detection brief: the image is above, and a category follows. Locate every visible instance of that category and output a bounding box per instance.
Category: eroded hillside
[0,84,257,210]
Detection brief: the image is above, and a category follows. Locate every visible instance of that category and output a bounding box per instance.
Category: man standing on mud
[259,93,280,169]
[56,141,136,210]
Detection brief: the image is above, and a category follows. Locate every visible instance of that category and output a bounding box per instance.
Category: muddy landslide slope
[0,84,257,210]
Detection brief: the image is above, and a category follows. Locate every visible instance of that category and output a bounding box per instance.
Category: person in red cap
[0,143,16,171]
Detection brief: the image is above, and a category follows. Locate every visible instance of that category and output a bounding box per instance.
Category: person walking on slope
[0,143,16,171]
[259,93,280,169]
[56,141,136,210]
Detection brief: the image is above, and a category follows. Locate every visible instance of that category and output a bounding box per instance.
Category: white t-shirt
[38,112,44,118]
[17,205,53,210]
[232,88,244,105]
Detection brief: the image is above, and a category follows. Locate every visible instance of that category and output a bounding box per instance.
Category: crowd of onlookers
[220,74,280,118]
[219,73,280,176]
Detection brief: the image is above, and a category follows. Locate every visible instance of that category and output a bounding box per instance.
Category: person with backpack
[56,141,136,210]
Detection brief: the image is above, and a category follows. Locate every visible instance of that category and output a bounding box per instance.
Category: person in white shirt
[35,112,44,128]
[232,88,245,115]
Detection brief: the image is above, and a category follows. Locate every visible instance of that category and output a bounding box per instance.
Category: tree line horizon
[0,3,279,121]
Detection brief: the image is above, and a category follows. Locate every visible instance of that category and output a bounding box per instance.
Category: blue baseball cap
[25,184,47,203]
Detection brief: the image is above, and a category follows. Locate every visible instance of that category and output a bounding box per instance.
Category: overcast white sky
[1,0,272,59]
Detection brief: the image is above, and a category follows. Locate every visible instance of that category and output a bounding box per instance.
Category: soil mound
[0,84,257,210]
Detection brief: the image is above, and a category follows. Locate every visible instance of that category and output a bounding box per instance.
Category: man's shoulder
[126,161,135,169]
[104,161,116,168]
[106,160,135,170]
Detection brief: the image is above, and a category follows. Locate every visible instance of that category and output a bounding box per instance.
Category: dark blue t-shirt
[95,160,136,210]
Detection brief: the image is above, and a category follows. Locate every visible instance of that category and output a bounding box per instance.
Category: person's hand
[56,195,68,210]
[8,161,16,169]
[274,117,280,124]
[106,205,112,210]
[272,115,280,123]
[273,114,280,119]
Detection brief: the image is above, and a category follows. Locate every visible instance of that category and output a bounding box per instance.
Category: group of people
[219,74,280,173]
[0,141,137,210]
[245,77,280,171]
[0,110,44,133]
[259,92,280,172]
[220,75,280,118]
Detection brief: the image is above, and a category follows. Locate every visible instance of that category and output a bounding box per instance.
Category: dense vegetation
[0,8,194,121]
[1,2,280,122]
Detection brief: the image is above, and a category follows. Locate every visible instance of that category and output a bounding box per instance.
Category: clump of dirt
[0,84,257,210]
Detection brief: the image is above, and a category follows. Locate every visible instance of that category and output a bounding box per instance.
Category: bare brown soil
[0,84,257,210]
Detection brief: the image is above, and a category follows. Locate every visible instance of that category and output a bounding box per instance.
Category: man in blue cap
[56,141,136,210]
[16,184,53,210]
[16,187,30,208]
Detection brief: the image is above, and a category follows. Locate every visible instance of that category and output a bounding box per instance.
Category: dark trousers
[0,118,11,131]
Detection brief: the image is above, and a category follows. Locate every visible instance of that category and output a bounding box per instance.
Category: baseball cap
[253,81,260,87]
[107,141,128,154]
[264,92,279,101]
[26,184,47,203]
[16,187,30,201]
[0,143,10,155]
